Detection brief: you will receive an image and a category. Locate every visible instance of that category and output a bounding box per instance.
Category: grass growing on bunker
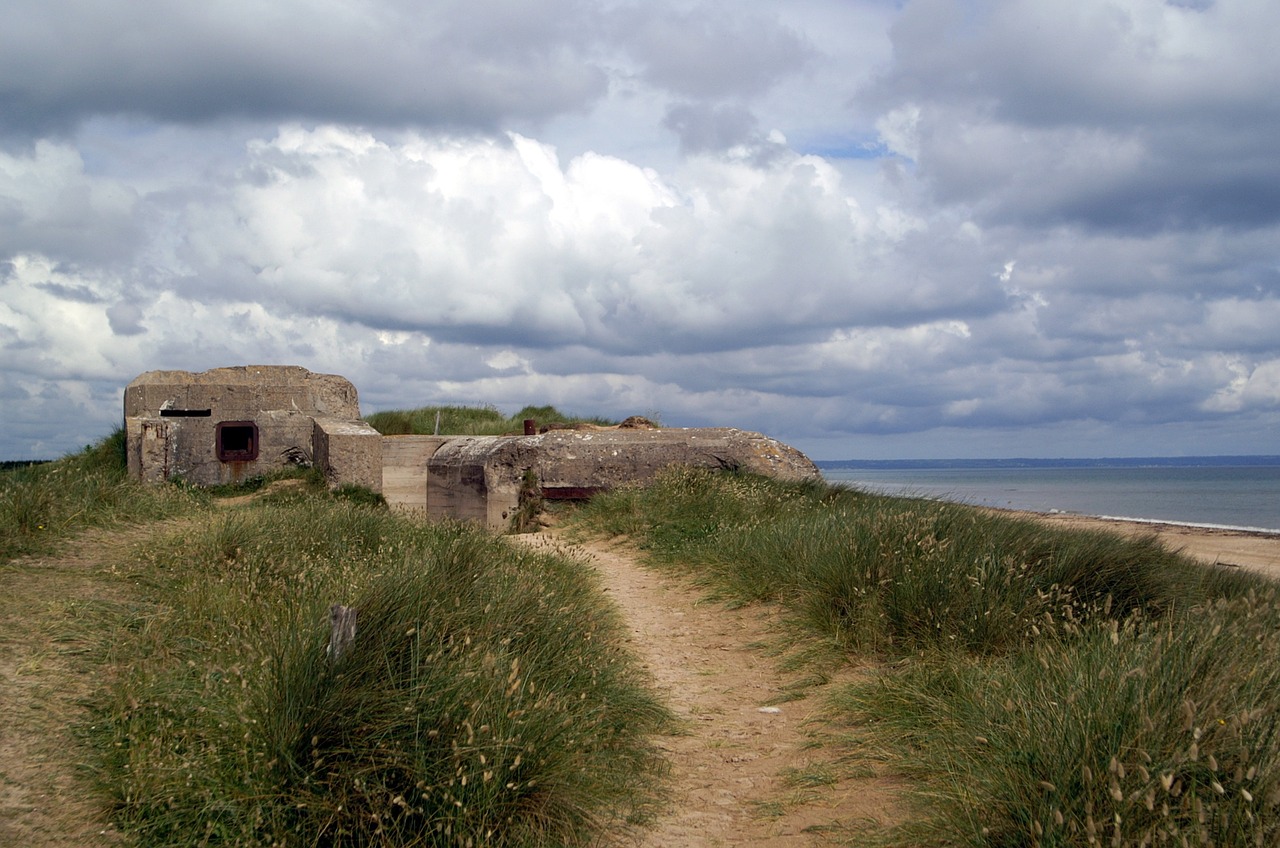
[365,404,616,437]
[569,467,1280,846]
[88,498,671,846]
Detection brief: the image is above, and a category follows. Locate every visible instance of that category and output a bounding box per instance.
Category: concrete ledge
[312,418,383,492]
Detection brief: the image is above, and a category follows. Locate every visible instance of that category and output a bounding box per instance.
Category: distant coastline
[817,455,1280,470]
[818,461,1280,534]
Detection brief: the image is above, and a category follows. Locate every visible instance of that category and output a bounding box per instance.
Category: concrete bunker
[125,365,822,531]
[390,425,821,531]
[124,365,382,491]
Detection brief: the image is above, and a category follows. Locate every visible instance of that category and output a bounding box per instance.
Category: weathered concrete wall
[126,418,174,484]
[425,428,820,531]
[313,418,384,492]
[532,427,819,488]
[123,366,821,523]
[426,437,515,527]
[125,366,368,488]
[382,436,451,512]
[124,365,360,420]
[127,409,315,485]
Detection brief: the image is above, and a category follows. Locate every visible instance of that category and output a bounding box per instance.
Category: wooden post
[329,604,357,662]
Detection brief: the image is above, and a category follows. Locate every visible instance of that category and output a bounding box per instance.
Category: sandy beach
[1023,511,1280,578]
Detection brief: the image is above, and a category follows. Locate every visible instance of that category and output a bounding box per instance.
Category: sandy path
[0,535,129,847]
[520,519,1280,846]
[517,532,905,847]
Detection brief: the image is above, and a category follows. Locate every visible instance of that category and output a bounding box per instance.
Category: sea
[818,460,1280,535]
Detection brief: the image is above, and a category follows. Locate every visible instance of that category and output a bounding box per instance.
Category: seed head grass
[89,498,671,846]
[569,467,1279,845]
[1,428,206,561]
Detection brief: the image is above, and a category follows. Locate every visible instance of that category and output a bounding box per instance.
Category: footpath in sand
[518,531,908,847]
[521,517,1280,846]
[3,524,905,848]
[0,529,132,848]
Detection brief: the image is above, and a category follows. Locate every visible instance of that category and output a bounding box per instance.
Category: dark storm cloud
[868,0,1280,233]
[612,3,814,99]
[0,0,818,141]
[0,0,610,138]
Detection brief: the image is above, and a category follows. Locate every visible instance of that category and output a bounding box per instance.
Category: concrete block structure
[393,426,821,531]
[380,435,450,515]
[125,365,821,532]
[124,366,382,490]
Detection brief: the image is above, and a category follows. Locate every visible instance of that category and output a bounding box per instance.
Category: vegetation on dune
[11,421,1280,846]
[841,594,1280,847]
[0,428,206,561]
[569,467,1280,846]
[5,427,668,846]
[365,404,616,436]
[88,499,670,847]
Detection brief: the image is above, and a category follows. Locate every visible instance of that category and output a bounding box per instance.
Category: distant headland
[818,455,1280,470]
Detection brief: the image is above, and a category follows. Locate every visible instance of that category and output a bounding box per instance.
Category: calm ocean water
[820,466,1280,534]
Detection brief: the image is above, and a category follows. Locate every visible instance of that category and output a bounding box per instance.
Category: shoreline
[1009,509,1280,577]
[1045,510,1280,538]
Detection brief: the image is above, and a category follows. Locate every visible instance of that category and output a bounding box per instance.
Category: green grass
[0,429,206,561]
[365,404,617,436]
[3,422,670,845]
[16,424,1280,845]
[567,466,1280,845]
[840,593,1280,846]
[88,497,671,846]
[570,468,1262,656]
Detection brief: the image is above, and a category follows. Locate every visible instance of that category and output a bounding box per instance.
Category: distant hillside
[818,455,1280,470]
[1,459,51,471]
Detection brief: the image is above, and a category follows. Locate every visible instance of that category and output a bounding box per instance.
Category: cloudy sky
[3,0,1278,461]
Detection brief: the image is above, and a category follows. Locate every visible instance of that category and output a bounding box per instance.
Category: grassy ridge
[91,500,670,846]
[365,404,616,436]
[0,428,205,561]
[841,595,1280,846]
[569,467,1280,845]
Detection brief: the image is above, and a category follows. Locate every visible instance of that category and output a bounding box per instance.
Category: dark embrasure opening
[216,421,259,462]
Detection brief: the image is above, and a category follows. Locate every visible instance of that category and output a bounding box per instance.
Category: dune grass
[4,426,669,845]
[365,404,616,436]
[16,427,1280,845]
[568,467,1280,845]
[88,498,671,846]
[840,593,1280,846]
[0,429,206,562]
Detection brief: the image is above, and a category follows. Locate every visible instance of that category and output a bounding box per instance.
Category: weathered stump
[328,604,358,662]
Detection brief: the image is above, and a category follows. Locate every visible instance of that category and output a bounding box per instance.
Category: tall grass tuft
[91,498,670,846]
[841,593,1280,846]
[1,428,205,561]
